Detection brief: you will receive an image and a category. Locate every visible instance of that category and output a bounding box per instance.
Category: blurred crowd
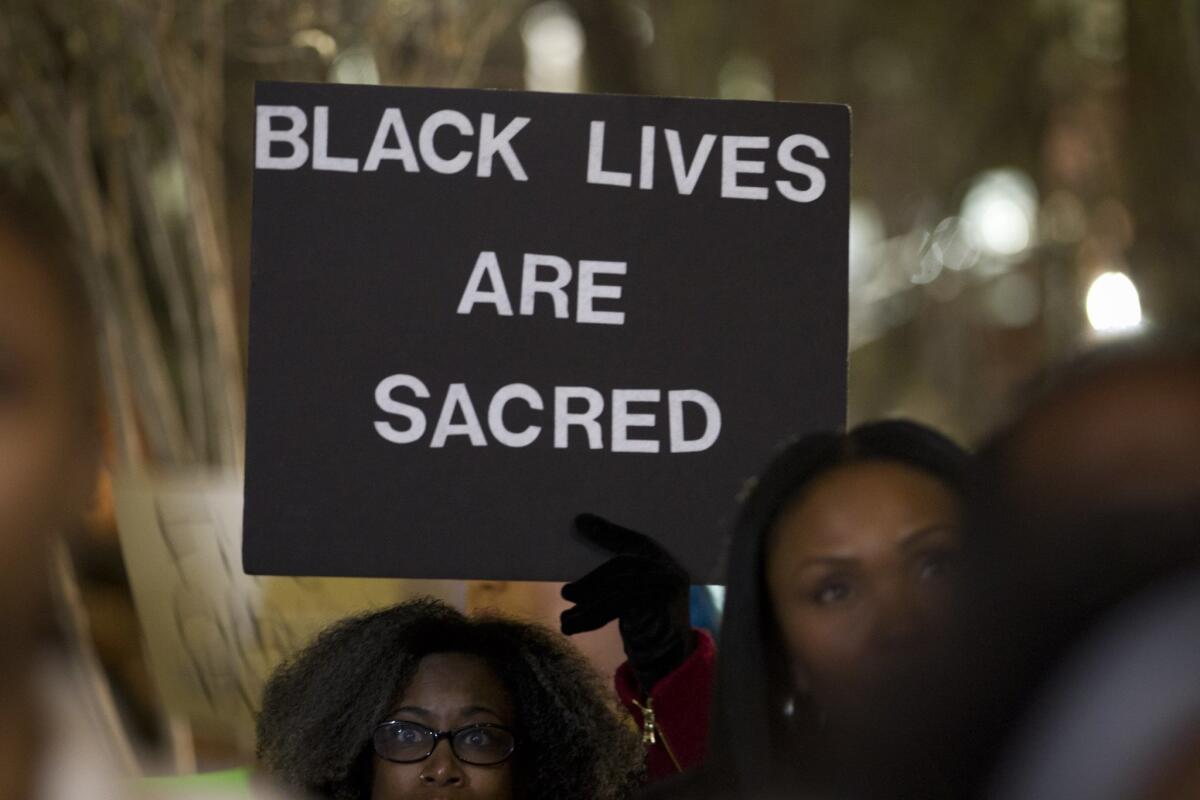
[3,166,1199,800]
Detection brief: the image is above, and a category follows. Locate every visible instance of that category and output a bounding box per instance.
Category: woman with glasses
[256,597,642,800]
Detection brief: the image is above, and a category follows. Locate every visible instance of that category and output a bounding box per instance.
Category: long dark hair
[257,598,643,800]
[707,419,970,796]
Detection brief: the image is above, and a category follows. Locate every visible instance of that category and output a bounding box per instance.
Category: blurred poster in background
[112,471,464,748]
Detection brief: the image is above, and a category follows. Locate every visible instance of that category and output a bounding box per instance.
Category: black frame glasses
[372,720,517,766]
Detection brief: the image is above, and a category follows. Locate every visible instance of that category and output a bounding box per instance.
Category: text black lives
[256,104,831,203]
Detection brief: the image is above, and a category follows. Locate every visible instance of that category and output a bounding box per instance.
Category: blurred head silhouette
[0,174,100,663]
[970,339,1200,660]
[879,339,1200,800]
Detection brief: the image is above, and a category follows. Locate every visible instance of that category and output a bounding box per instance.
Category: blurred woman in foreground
[0,176,109,800]
[889,341,1200,800]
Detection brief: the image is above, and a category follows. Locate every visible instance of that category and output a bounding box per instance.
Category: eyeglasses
[372,720,517,766]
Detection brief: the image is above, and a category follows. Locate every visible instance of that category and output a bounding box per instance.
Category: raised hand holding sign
[561,513,693,693]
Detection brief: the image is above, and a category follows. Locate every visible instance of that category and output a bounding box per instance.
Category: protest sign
[245,81,848,582]
[114,471,461,745]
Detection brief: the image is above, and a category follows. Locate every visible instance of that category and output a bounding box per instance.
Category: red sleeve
[615,629,716,782]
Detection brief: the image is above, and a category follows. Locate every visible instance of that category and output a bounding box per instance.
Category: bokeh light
[961,169,1039,259]
[1086,270,1143,334]
[521,1,585,93]
[717,54,775,101]
[330,45,380,85]
[848,200,884,287]
[930,216,981,272]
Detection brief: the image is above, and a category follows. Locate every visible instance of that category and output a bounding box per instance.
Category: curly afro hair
[256,598,643,800]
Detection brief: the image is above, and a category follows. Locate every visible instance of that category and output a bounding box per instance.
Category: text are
[457,251,627,325]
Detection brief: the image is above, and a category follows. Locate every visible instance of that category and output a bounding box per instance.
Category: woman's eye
[811,580,852,606]
[391,725,423,743]
[916,550,958,581]
[465,730,488,746]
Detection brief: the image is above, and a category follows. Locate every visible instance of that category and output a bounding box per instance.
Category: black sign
[244,81,848,582]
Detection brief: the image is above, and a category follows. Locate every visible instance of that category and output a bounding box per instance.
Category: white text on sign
[374,377,722,453]
[255,105,830,203]
[457,251,626,325]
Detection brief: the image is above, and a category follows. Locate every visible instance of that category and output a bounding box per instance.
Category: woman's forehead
[396,652,515,715]
[768,461,960,555]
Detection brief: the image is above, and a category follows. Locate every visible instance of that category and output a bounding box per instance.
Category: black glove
[561,513,694,694]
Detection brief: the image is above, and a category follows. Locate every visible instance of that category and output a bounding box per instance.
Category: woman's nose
[872,583,924,648]
[419,739,466,786]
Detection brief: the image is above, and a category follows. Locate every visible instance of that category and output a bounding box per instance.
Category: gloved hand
[561,513,694,694]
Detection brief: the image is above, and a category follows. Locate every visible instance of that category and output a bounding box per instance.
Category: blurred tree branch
[1126,0,1200,327]
[0,0,241,465]
[571,0,652,94]
[0,0,522,469]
